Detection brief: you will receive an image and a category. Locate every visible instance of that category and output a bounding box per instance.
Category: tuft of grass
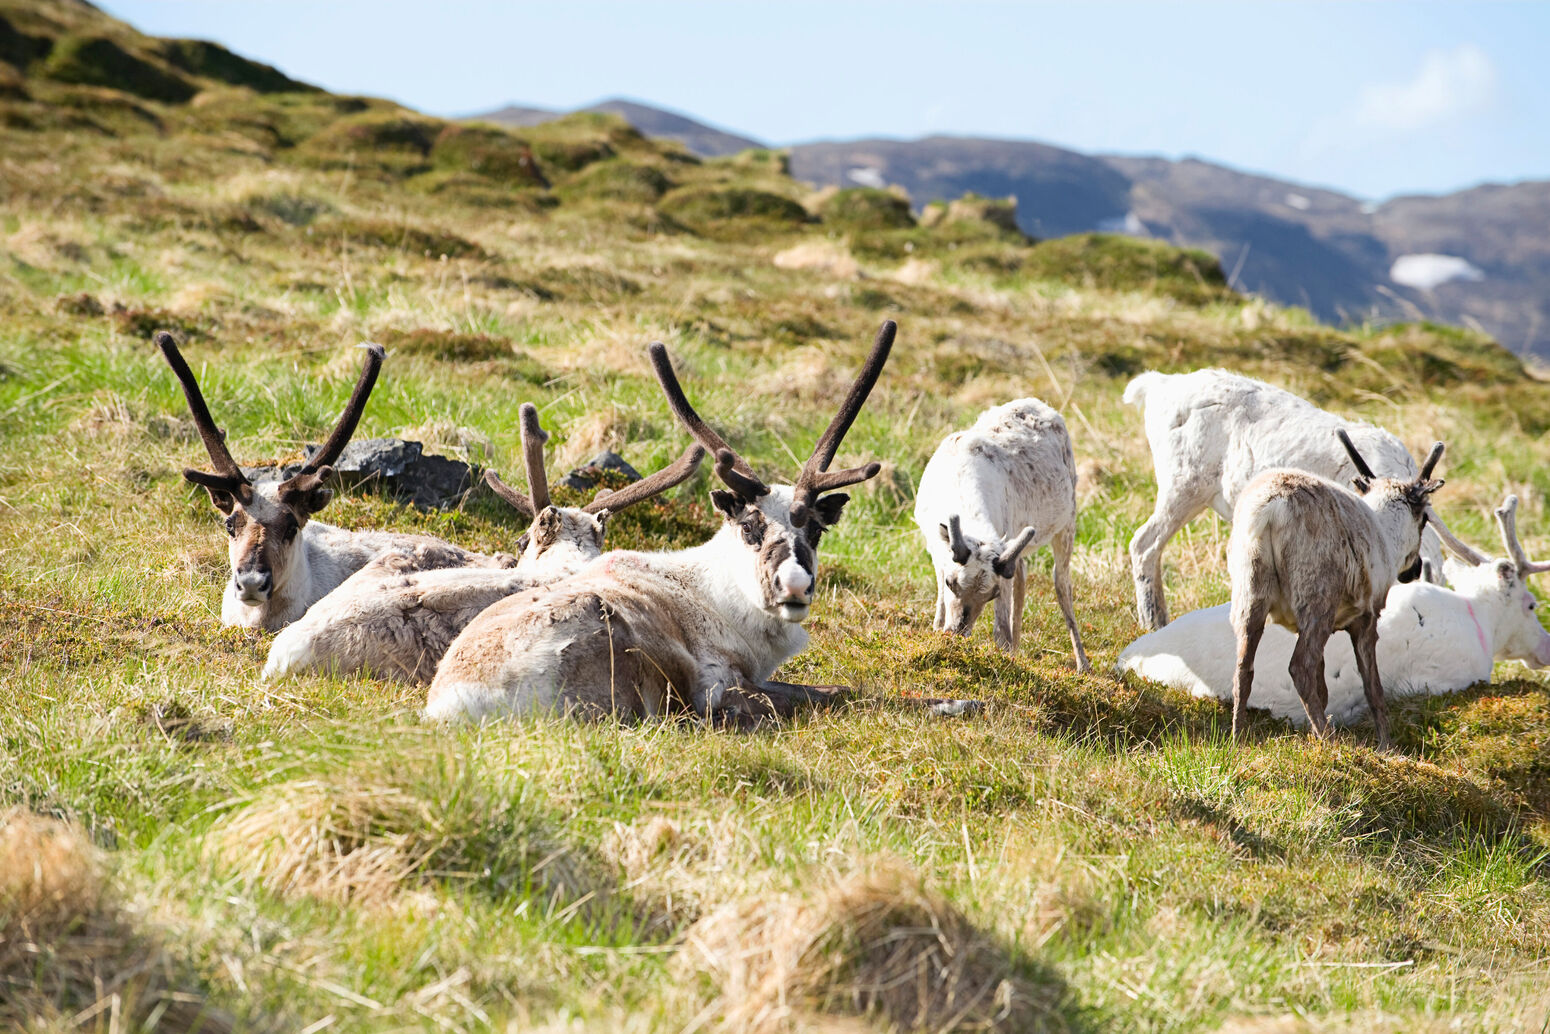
[0,807,233,1032]
[678,856,1071,1032]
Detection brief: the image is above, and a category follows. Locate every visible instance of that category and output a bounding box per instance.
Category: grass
[4,0,1550,1030]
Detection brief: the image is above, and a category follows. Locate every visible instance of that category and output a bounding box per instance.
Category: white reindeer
[914,398,1089,670]
[261,403,703,684]
[1119,495,1550,725]
[425,321,897,723]
[1124,368,1447,630]
[1227,431,1445,747]
[155,332,481,631]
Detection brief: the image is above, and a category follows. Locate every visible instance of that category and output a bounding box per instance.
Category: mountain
[788,138,1550,357]
[470,97,764,158]
[468,96,1550,356]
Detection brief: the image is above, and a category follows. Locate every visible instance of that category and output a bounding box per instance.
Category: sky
[99,1,1550,200]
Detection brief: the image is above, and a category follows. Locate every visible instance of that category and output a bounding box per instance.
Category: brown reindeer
[425,321,897,722]
[1228,429,1446,747]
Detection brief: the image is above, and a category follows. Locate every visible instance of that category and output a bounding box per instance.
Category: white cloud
[1350,45,1498,133]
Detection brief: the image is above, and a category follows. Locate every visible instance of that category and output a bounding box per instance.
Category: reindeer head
[157,332,383,610]
[1483,495,1550,667]
[482,402,704,578]
[933,515,1038,635]
[1338,429,1445,584]
[649,320,895,623]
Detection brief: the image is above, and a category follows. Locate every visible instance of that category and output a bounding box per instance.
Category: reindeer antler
[273,342,386,501]
[297,343,386,475]
[648,342,770,500]
[155,331,253,500]
[790,320,894,527]
[1424,506,1490,566]
[1418,441,1445,481]
[583,443,705,515]
[1335,429,1377,482]
[1495,495,1550,575]
[482,403,554,519]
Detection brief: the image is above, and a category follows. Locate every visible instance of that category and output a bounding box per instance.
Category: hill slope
[4,3,1550,1032]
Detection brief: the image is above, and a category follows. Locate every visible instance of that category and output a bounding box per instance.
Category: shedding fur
[263,410,703,684]
[427,325,895,723]
[1225,435,1446,746]
[1124,368,1448,630]
[1119,550,1550,725]
[914,398,1089,669]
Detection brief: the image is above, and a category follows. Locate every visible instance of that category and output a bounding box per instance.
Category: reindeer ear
[710,489,745,521]
[813,493,850,529]
[290,484,334,516]
[1497,559,1518,587]
[278,468,335,516]
[201,483,239,515]
[515,532,531,554]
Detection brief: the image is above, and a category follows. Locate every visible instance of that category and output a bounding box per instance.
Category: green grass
[4,1,1550,1030]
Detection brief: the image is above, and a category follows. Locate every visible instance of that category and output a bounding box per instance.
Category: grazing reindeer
[156,332,476,630]
[1228,430,1445,747]
[914,398,1089,670]
[261,402,703,684]
[1119,494,1550,723]
[425,320,897,722]
[1125,368,1447,630]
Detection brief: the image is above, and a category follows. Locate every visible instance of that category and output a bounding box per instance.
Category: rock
[241,438,479,509]
[559,450,642,491]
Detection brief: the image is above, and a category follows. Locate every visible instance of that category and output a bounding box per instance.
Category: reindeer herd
[154,323,1550,742]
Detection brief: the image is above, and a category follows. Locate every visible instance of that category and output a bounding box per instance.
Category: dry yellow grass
[677,856,1067,1033]
[0,807,230,1033]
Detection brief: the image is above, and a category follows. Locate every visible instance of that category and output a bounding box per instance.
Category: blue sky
[101,1,1550,200]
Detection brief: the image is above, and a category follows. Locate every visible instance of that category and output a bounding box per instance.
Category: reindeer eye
[224,514,238,537]
[741,520,762,546]
[280,515,299,542]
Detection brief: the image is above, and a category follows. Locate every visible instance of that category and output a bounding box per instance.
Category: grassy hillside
[4,3,1550,1031]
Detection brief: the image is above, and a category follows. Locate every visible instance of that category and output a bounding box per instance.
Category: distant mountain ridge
[479,98,1550,357]
[471,97,764,158]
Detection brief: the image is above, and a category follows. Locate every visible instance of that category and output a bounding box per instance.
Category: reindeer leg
[1130,483,1209,630]
[1052,526,1090,672]
[1290,620,1333,739]
[934,582,948,632]
[1348,615,1390,750]
[1231,597,1268,741]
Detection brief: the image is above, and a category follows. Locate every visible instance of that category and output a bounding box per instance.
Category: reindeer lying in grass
[914,397,1089,670]
[262,403,703,684]
[425,321,896,723]
[156,332,484,630]
[1119,494,1550,725]
[1125,368,1448,630]
[1227,430,1446,747]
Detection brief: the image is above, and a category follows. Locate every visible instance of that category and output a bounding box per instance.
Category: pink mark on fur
[1466,601,1490,660]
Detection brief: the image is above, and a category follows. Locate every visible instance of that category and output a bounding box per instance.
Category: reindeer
[914,398,1089,670]
[1119,494,1550,724]
[1124,368,1449,630]
[1227,430,1446,747]
[156,332,480,630]
[425,321,897,723]
[261,402,703,684]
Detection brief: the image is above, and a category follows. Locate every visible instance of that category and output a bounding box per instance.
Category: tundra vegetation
[5,1,1550,1031]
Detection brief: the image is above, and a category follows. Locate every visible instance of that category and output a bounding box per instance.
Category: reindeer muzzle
[233,569,273,604]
